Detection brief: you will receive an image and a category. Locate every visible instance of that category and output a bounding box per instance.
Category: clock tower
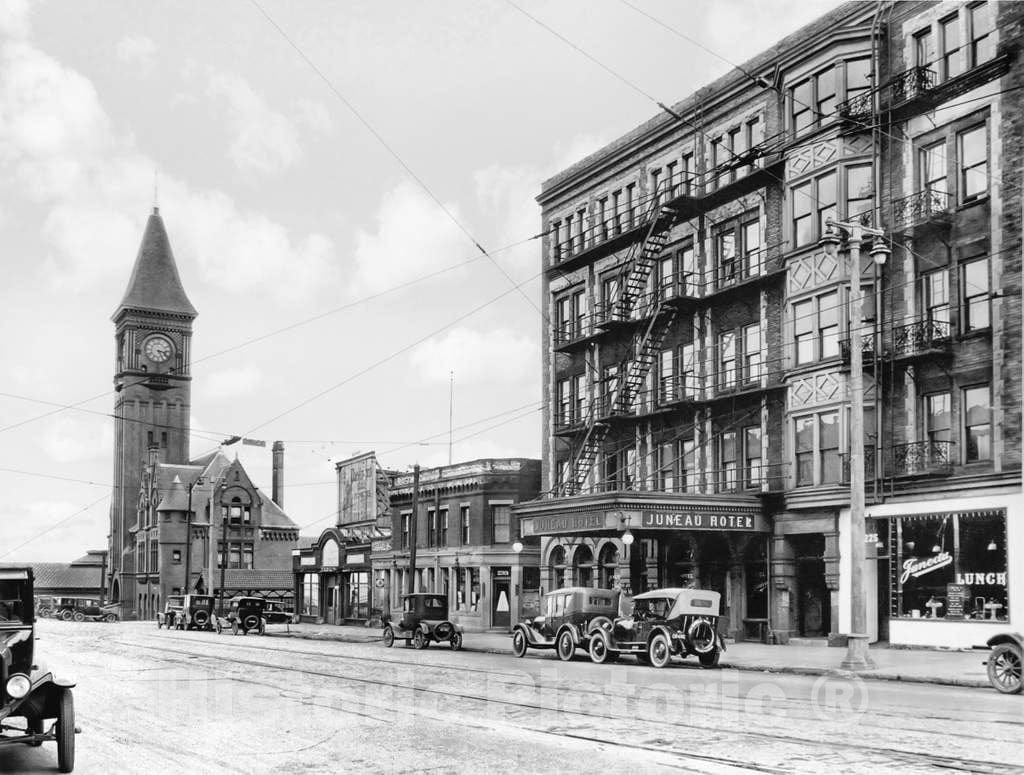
[109,207,197,615]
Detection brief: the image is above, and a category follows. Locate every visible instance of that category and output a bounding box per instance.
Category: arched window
[322,538,340,568]
[573,545,595,587]
[598,543,619,588]
[549,545,567,590]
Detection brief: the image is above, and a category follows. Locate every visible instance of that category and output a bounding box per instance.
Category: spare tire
[193,610,210,626]
[434,621,454,640]
[242,614,260,631]
[687,618,717,654]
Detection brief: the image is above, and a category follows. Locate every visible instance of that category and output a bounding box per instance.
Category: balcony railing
[890,188,951,232]
[552,410,586,434]
[656,373,703,406]
[890,440,954,477]
[839,333,876,364]
[710,244,784,295]
[552,318,593,349]
[892,319,952,359]
[889,66,937,106]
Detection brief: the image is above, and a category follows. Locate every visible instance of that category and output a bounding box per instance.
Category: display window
[890,509,1007,621]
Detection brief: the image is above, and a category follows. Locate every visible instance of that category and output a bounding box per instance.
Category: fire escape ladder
[615,306,678,413]
[614,202,677,320]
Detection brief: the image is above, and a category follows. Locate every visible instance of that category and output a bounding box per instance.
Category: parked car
[225,596,267,636]
[588,588,725,669]
[382,593,463,650]
[510,587,619,661]
[985,633,1022,694]
[52,598,118,623]
[179,594,220,632]
[157,595,184,629]
[34,596,57,619]
[0,567,77,772]
[262,601,298,626]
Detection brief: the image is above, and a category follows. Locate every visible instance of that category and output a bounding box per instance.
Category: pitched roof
[222,569,294,590]
[297,535,319,550]
[157,474,190,512]
[113,207,197,320]
[0,562,102,591]
[257,488,297,529]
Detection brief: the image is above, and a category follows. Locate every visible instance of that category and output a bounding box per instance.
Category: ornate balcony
[552,410,586,436]
[891,319,953,360]
[889,189,951,235]
[890,441,954,477]
[839,333,877,367]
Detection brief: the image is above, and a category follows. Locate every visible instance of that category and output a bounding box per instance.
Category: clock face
[144,335,173,363]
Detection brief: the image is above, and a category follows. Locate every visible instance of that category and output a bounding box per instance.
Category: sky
[0,0,843,561]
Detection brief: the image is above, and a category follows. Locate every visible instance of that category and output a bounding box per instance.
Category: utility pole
[183,477,202,595]
[219,512,228,615]
[820,221,889,671]
[407,464,420,594]
[448,372,454,466]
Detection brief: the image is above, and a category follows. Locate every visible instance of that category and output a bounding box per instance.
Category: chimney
[272,441,284,507]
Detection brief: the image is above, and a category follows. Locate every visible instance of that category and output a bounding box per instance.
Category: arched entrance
[549,545,567,590]
[598,543,619,588]
[572,545,594,587]
[111,578,120,603]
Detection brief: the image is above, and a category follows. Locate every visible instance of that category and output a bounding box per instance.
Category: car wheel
[157,617,162,630]
[450,632,463,651]
[588,633,613,665]
[26,717,43,747]
[73,611,85,623]
[104,613,118,623]
[258,619,266,636]
[215,619,223,635]
[413,630,427,650]
[988,644,1023,694]
[194,610,210,627]
[56,688,75,774]
[231,621,239,636]
[242,614,260,631]
[61,610,73,622]
[383,627,395,648]
[687,618,717,654]
[511,628,528,658]
[699,649,721,669]
[648,633,671,668]
[556,630,576,662]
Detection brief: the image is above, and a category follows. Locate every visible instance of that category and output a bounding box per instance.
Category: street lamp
[183,476,204,595]
[512,540,524,554]
[819,219,888,671]
[620,514,635,546]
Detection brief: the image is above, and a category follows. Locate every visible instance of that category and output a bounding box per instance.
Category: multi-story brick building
[109,208,298,618]
[514,1,1021,648]
[372,458,542,632]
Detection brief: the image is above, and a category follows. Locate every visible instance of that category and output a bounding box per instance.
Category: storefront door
[492,568,511,629]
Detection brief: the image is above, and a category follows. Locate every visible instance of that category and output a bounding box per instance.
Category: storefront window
[302,573,320,617]
[469,568,481,612]
[891,509,1007,621]
[346,572,369,619]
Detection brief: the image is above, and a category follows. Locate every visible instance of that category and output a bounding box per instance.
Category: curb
[287,629,991,689]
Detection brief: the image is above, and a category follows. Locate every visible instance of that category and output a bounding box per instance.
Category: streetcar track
[113,631,1018,743]
[118,637,1022,774]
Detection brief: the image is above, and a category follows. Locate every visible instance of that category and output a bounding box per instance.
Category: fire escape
[559,197,677,496]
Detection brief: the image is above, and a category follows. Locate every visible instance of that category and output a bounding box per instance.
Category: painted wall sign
[641,510,766,532]
[371,539,392,553]
[522,512,608,536]
[300,556,316,566]
[955,572,1008,585]
[346,553,366,566]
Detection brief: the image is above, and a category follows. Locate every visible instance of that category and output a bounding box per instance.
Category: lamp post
[819,220,890,671]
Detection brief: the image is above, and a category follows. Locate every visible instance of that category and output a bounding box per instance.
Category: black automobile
[383,593,464,650]
[51,598,118,623]
[0,568,77,772]
[511,587,619,661]
[179,595,220,632]
[985,633,1023,694]
[225,596,267,636]
[157,595,185,629]
[588,588,725,668]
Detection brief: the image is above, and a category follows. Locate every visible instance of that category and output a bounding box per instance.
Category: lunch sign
[520,508,767,536]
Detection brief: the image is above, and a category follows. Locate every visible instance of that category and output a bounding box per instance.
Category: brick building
[514,1,1021,648]
[372,458,542,632]
[108,208,297,619]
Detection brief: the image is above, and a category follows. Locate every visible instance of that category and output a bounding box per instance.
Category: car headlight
[6,673,30,699]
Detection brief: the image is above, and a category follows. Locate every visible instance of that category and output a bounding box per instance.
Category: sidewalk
[284,622,992,689]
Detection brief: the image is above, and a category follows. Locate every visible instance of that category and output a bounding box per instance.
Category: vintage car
[510,587,619,661]
[382,593,463,650]
[985,633,1022,694]
[156,595,185,629]
[588,588,725,669]
[0,568,77,772]
[52,598,118,623]
[178,594,220,632]
[225,596,267,636]
[262,601,298,626]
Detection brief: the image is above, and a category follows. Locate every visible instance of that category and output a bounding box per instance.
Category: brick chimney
[272,441,284,507]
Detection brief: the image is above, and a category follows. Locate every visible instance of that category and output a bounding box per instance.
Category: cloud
[0,499,109,562]
[296,98,333,135]
[116,35,156,75]
[351,180,471,293]
[0,40,339,301]
[201,365,263,401]
[0,0,30,40]
[410,326,537,385]
[37,415,113,464]
[207,70,302,176]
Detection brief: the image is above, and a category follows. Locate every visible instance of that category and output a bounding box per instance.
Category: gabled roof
[0,562,102,591]
[257,488,297,530]
[157,474,190,512]
[113,207,197,321]
[222,569,294,590]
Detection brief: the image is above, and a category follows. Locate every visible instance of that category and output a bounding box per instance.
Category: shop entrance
[792,534,829,637]
[492,568,511,629]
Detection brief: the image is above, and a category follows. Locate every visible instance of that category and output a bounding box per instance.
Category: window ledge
[955,196,988,213]
[957,328,991,343]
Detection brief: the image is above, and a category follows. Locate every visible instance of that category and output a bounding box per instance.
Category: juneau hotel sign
[521,507,767,536]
